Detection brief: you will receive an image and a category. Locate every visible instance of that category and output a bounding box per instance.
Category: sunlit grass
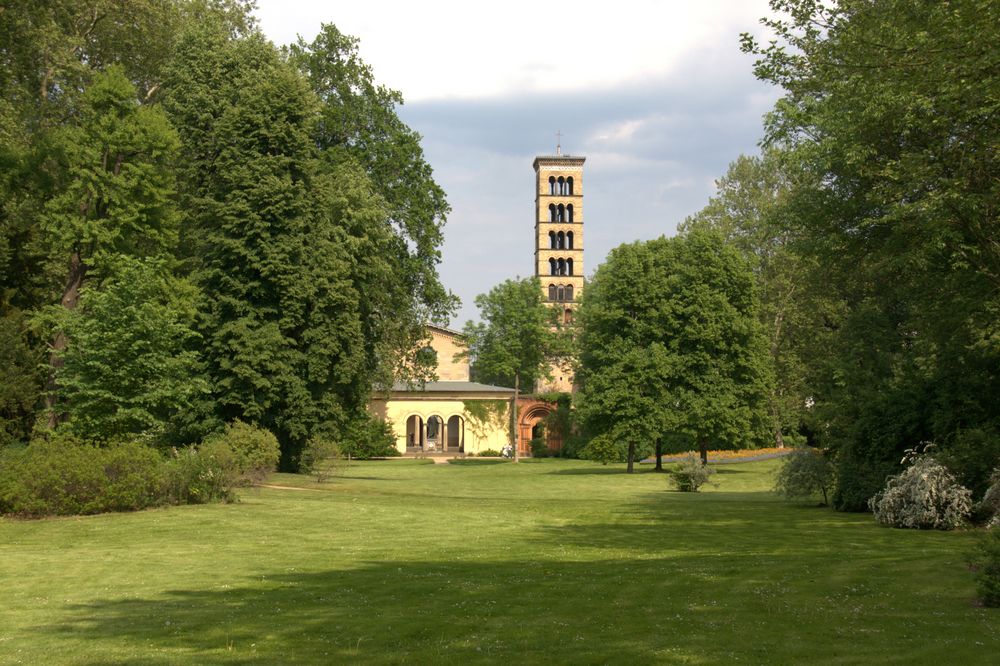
[1,458,995,664]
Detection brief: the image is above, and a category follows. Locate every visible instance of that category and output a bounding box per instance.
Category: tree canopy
[577,231,772,472]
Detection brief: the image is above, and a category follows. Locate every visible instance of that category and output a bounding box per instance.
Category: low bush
[972,526,1000,607]
[670,454,715,492]
[832,451,899,512]
[339,415,399,460]
[477,449,502,457]
[582,434,622,465]
[529,437,550,458]
[299,436,343,483]
[0,435,163,517]
[163,440,240,505]
[869,451,972,530]
[774,446,835,505]
[206,420,279,485]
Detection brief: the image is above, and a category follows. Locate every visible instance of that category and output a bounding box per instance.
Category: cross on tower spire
[555,130,562,155]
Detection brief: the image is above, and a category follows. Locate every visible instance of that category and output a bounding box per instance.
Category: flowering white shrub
[869,454,972,530]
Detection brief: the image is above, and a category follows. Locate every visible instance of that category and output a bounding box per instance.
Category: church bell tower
[534,145,584,392]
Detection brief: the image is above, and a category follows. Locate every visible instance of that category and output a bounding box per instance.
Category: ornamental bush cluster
[868,454,972,530]
[0,422,281,517]
[670,454,715,492]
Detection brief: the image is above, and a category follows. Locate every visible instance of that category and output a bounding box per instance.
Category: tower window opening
[567,231,574,249]
[557,231,565,249]
[558,258,567,276]
[548,176,556,195]
[557,285,565,302]
[557,176,566,195]
[548,203,557,222]
[549,231,557,249]
[567,204,574,223]
[564,309,573,324]
[567,258,574,275]
[549,258,557,276]
[567,176,574,195]
[556,204,565,222]
[565,284,574,301]
[549,284,557,301]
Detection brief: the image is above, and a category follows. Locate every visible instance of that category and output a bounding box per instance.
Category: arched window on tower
[548,176,556,195]
[556,204,565,222]
[564,308,573,324]
[558,258,567,276]
[565,284,574,301]
[567,231,574,249]
[549,231,556,249]
[549,258,557,276]
[567,258,574,275]
[549,203,556,222]
[557,285,565,302]
[567,176,574,195]
[557,176,566,195]
[567,204,574,223]
[557,231,565,249]
[548,283,557,301]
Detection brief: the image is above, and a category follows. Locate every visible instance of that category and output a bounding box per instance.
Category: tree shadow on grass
[37,516,992,665]
[544,466,656,476]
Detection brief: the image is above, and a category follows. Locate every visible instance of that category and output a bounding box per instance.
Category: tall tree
[682,150,840,448]
[460,277,561,462]
[743,0,1000,507]
[39,66,180,426]
[162,25,375,467]
[578,232,772,472]
[287,24,457,387]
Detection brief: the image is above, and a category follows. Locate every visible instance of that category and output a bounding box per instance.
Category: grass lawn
[1,458,996,664]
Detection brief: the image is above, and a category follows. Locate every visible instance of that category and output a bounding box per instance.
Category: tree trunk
[775,426,785,449]
[626,441,635,474]
[698,437,708,466]
[512,371,520,463]
[654,438,664,472]
[45,251,87,428]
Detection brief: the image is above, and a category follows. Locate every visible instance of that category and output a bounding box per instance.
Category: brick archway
[517,397,562,456]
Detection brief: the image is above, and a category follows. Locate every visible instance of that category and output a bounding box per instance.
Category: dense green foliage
[577,231,772,471]
[0,2,450,472]
[974,527,1000,607]
[1,459,995,662]
[702,0,1000,509]
[204,420,280,485]
[0,435,164,517]
[774,445,835,505]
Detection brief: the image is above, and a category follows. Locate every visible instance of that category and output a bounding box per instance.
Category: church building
[373,148,587,455]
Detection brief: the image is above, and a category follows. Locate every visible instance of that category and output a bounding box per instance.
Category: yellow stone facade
[371,325,515,455]
[534,154,585,393]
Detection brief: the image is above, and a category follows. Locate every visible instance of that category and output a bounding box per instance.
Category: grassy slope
[0,458,995,664]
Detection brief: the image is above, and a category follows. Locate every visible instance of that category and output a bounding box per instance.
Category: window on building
[565,284,574,301]
[567,204,574,223]
[567,176,574,195]
[567,231,574,249]
[567,258,574,275]
[549,258,557,276]
[549,283,557,300]
[548,176,556,195]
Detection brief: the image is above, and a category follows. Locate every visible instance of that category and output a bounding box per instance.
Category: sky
[253,0,783,326]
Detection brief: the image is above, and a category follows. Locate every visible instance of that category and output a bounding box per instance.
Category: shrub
[975,469,1000,525]
[163,440,240,505]
[340,415,399,460]
[972,526,1000,607]
[832,450,899,512]
[939,427,1000,499]
[774,446,836,505]
[299,437,343,483]
[529,437,550,458]
[477,449,502,457]
[0,435,164,517]
[582,434,622,465]
[206,420,279,485]
[670,454,715,492]
[869,451,972,530]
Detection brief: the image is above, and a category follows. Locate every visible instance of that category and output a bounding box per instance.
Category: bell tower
[534,147,584,392]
